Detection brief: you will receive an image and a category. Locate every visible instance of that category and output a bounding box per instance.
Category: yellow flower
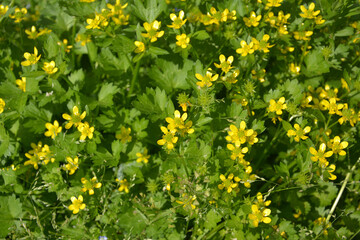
[221,9,237,22]
[78,122,95,141]
[86,13,109,29]
[236,40,254,57]
[44,120,62,139]
[320,98,343,115]
[68,195,86,214]
[222,69,240,84]
[62,106,86,129]
[300,3,320,19]
[116,178,129,193]
[327,136,348,156]
[112,12,130,25]
[80,0,96,2]
[266,0,283,8]
[176,194,197,210]
[57,39,73,53]
[176,34,190,49]
[134,41,145,53]
[293,31,313,41]
[42,61,58,75]
[225,121,254,147]
[268,97,287,115]
[289,63,301,74]
[136,149,150,163]
[236,166,256,188]
[251,69,266,83]
[21,47,41,66]
[338,107,358,127]
[248,193,272,227]
[252,34,274,53]
[0,98,5,114]
[195,68,218,88]
[157,126,178,150]
[243,11,262,27]
[227,143,248,161]
[166,110,187,132]
[81,177,102,195]
[141,20,164,42]
[107,0,128,16]
[315,15,325,25]
[218,173,238,193]
[75,34,92,46]
[168,10,187,29]
[214,54,234,73]
[115,126,132,143]
[16,77,26,92]
[65,156,79,175]
[9,8,27,23]
[310,143,333,168]
[0,5,9,16]
[327,164,337,180]
[287,124,311,142]
[25,26,50,39]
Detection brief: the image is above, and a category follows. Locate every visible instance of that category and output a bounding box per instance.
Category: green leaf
[98,83,119,108]
[304,50,330,76]
[282,120,293,132]
[334,27,354,37]
[131,0,166,23]
[204,209,222,230]
[192,30,210,40]
[148,46,169,56]
[68,68,85,85]
[44,33,59,59]
[112,35,135,54]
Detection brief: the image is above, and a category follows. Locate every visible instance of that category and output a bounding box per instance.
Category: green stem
[127,57,142,102]
[326,157,360,224]
[203,221,225,240]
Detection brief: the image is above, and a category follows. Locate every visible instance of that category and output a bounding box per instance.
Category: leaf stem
[127,57,142,102]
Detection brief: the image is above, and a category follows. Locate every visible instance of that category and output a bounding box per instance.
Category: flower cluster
[199,7,236,30]
[236,34,274,57]
[63,106,94,141]
[248,192,272,227]
[157,110,194,150]
[24,142,55,169]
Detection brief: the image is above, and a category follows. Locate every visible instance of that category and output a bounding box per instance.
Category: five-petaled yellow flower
[252,34,274,53]
[136,149,150,163]
[176,34,190,49]
[16,77,26,92]
[176,193,197,210]
[44,120,62,139]
[134,41,145,53]
[248,193,272,227]
[68,195,86,214]
[266,0,283,8]
[9,8,27,23]
[236,40,254,57]
[218,173,239,193]
[142,20,164,42]
[21,47,41,66]
[65,156,79,175]
[62,106,86,129]
[327,136,348,156]
[157,126,178,150]
[25,26,51,39]
[214,54,234,73]
[43,61,58,74]
[81,177,102,195]
[0,5,9,16]
[78,122,95,141]
[287,124,311,142]
[268,97,287,115]
[0,98,5,114]
[168,10,187,29]
[226,121,255,147]
[310,143,333,168]
[293,31,313,41]
[300,3,320,19]
[166,110,187,131]
[117,178,129,193]
[195,68,219,88]
[115,126,132,143]
[243,11,262,27]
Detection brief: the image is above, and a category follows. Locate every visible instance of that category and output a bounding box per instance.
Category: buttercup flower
[65,156,79,175]
[268,97,287,115]
[287,124,311,142]
[134,41,145,53]
[218,173,239,193]
[136,149,150,163]
[44,120,62,139]
[0,5,9,16]
[157,126,178,150]
[327,164,337,180]
[78,122,95,141]
[141,20,164,42]
[252,34,274,53]
[21,47,41,66]
[115,126,132,143]
[300,3,320,19]
[58,39,73,53]
[62,106,86,129]
[43,61,58,74]
[107,0,128,15]
[117,178,129,193]
[16,77,26,92]
[68,195,86,214]
[81,177,102,195]
[0,98,5,114]
[214,54,234,73]
[236,40,254,56]
[248,192,272,227]
[293,31,313,41]
[327,136,348,156]
[290,63,301,74]
[225,121,254,147]
[25,26,51,39]
[166,110,187,132]
[195,68,219,88]
[243,11,262,27]
[266,0,283,8]
[176,194,197,210]
[176,34,190,49]
[310,143,333,168]
[9,8,27,23]
[221,9,237,22]
[168,10,187,29]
